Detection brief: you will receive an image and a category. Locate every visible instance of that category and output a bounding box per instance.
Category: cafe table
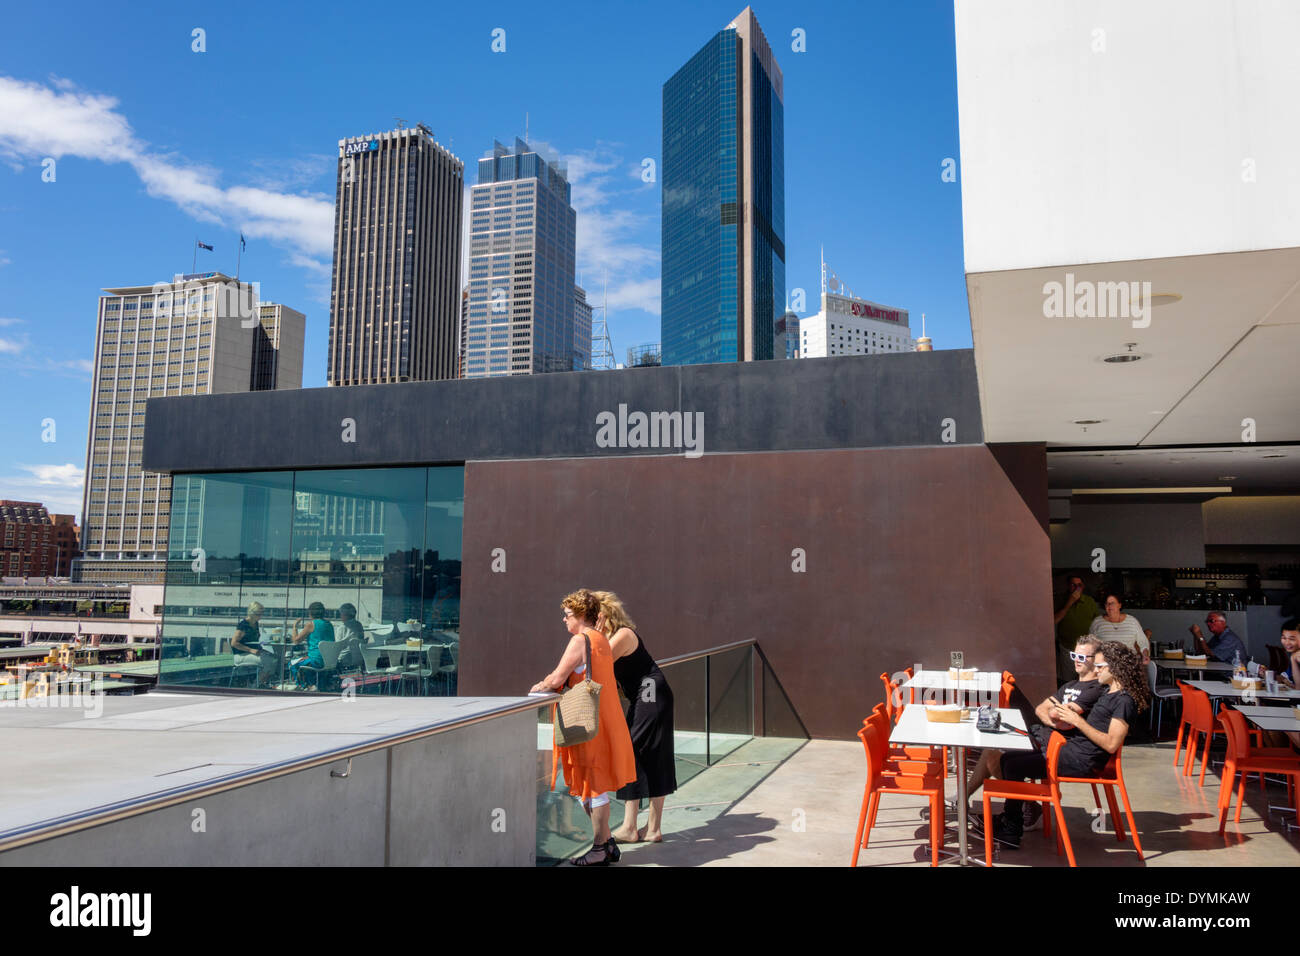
[1230,704,1300,734]
[1154,659,1233,681]
[889,704,1033,866]
[1185,679,1300,708]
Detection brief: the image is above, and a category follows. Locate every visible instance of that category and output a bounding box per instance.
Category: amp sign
[344,140,379,156]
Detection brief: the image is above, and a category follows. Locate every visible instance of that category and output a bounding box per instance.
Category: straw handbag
[554,633,601,747]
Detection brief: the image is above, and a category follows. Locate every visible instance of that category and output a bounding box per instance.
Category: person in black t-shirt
[989,640,1149,849]
[964,635,1103,803]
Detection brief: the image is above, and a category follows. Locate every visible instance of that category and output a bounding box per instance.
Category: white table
[890,705,1033,866]
[1154,659,1233,680]
[902,670,1003,708]
[1186,679,1300,704]
[1232,704,1300,733]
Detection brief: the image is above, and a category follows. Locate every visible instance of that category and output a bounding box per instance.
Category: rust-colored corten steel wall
[459,443,1053,740]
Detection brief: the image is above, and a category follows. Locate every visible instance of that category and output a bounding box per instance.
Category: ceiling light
[1261,454,1286,459]
[1102,342,1146,364]
[1135,292,1182,310]
[1073,419,1104,426]
[1217,475,1237,481]
[1073,486,1232,495]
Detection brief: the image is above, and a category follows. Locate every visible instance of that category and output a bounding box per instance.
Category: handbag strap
[582,631,593,682]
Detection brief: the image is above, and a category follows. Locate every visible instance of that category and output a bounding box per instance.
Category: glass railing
[535,639,807,864]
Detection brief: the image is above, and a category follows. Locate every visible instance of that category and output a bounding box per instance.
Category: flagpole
[192,239,197,274]
[236,238,242,283]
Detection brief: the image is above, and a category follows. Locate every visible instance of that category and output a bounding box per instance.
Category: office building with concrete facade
[78,273,301,584]
[464,139,577,378]
[328,126,464,385]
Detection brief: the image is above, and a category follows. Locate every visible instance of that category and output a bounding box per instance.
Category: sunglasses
[1094,662,1110,670]
[1069,651,1094,663]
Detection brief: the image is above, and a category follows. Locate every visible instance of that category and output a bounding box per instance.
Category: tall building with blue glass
[464,139,578,377]
[661,6,785,367]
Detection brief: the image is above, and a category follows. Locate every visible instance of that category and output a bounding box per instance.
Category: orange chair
[1182,685,1262,785]
[878,678,949,776]
[1182,685,1226,785]
[866,706,943,773]
[979,731,1075,867]
[1057,740,1143,860]
[1216,707,1300,833]
[852,721,945,867]
[1172,680,1195,768]
[998,671,1016,709]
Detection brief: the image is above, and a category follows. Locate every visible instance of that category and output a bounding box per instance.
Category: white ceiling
[968,247,1300,446]
[1047,444,1300,492]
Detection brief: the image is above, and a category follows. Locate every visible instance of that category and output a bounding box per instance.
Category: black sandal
[571,843,611,866]
[605,837,621,863]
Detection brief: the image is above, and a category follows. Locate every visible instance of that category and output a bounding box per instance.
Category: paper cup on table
[925,704,964,723]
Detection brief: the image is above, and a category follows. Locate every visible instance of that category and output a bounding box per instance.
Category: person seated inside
[964,635,1103,823]
[1275,619,1300,689]
[1190,611,1246,663]
[289,601,335,690]
[335,603,366,675]
[983,640,1148,849]
[230,601,277,688]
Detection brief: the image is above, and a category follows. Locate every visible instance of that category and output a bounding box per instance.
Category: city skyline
[0,0,970,521]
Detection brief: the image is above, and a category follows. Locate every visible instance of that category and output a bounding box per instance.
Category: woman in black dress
[594,591,676,843]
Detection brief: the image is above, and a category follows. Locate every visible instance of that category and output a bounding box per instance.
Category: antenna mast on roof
[590,271,616,370]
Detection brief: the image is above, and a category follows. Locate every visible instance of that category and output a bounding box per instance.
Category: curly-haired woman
[531,589,637,865]
[989,640,1148,849]
[592,590,677,844]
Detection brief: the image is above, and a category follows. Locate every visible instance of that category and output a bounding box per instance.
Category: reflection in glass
[159,467,463,696]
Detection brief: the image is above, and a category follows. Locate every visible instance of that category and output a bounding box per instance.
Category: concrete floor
[618,737,1300,866]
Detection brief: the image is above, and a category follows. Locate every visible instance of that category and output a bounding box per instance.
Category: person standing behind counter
[1054,574,1099,681]
[1090,593,1149,663]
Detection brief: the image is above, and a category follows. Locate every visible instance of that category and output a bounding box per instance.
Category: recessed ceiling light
[1102,342,1146,364]
[1135,292,1182,310]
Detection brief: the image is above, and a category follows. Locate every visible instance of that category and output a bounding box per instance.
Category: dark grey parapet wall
[143,349,982,473]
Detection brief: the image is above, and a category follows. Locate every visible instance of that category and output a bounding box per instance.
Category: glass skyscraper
[464,138,577,377]
[661,6,785,367]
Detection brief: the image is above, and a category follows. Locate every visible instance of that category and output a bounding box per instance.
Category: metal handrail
[656,638,755,668]
[0,693,555,854]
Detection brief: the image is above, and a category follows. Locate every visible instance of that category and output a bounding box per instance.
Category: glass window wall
[159,466,463,696]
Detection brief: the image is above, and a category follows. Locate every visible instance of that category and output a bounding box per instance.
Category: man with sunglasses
[1190,611,1246,664]
[967,635,1103,833]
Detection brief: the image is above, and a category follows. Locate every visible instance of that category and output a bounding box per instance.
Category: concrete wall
[1203,496,1300,546]
[1050,501,1207,568]
[142,349,983,474]
[955,0,1300,272]
[0,709,538,867]
[459,442,1055,737]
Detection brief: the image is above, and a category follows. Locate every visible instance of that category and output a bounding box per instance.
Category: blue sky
[0,0,968,520]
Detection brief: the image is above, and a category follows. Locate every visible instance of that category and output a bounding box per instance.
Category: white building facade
[798,290,915,358]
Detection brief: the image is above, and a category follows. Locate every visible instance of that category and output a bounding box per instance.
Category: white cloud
[561,144,660,316]
[0,317,22,326]
[0,464,85,519]
[0,334,26,354]
[62,358,94,373]
[0,76,334,268]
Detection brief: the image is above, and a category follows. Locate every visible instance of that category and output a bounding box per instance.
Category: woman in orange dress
[531,589,637,865]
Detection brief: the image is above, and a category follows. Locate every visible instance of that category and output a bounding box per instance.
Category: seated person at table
[335,603,366,673]
[1276,620,1300,688]
[964,635,1103,820]
[289,601,335,690]
[1190,611,1246,663]
[985,641,1148,849]
[230,601,278,688]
